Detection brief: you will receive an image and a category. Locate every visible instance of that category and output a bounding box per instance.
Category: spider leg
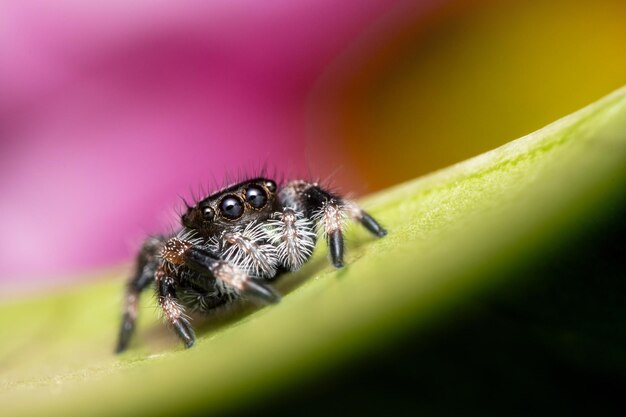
[278,181,386,268]
[345,202,387,237]
[278,181,346,267]
[161,236,281,304]
[322,201,345,268]
[268,208,317,271]
[154,265,196,347]
[115,236,164,353]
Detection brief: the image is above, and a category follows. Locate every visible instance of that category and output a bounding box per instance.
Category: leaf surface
[1,87,626,416]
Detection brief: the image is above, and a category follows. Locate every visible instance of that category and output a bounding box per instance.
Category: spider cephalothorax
[115,177,386,352]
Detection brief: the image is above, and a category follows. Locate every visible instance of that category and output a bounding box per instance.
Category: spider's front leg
[162,237,281,303]
[157,236,280,348]
[279,181,387,268]
[155,264,196,348]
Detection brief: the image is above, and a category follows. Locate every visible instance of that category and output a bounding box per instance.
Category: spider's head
[181,178,277,237]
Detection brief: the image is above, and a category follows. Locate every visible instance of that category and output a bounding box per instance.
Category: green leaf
[2,86,626,416]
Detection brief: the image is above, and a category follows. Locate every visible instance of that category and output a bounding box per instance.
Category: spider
[115,178,386,353]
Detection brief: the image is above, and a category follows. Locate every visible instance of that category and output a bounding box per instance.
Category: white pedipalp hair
[212,221,279,278]
[175,228,204,247]
[267,208,317,271]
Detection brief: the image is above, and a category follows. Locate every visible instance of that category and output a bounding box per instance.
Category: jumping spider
[115,178,386,352]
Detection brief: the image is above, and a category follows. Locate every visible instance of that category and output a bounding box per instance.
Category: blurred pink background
[3,0,626,288]
[0,1,416,285]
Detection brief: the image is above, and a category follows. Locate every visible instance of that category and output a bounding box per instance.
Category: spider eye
[202,206,215,221]
[264,180,277,193]
[219,195,244,220]
[245,185,268,209]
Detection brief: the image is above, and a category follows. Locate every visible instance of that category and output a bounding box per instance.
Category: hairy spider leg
[345,201,388,237]
[115,236,164,353]
[156,265,196,348]
[277,181,344,268]
[161,236,280,304]
[278,181,387,268]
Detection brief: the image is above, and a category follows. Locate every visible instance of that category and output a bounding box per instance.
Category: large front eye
[245,185,268,209]
[219,195,244,220]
